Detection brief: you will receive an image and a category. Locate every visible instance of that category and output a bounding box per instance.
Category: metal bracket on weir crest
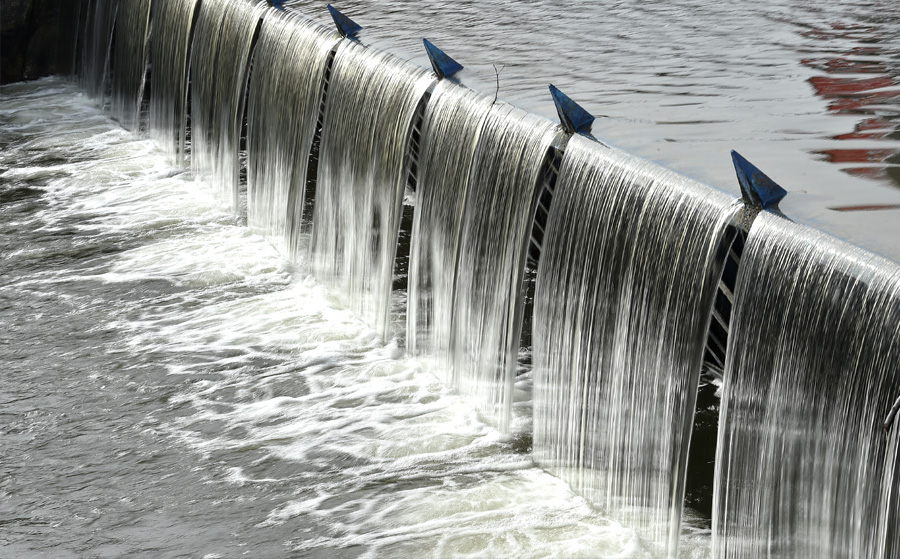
[327,4,362,40]
[422,39,463,80]
[549,84,595,136]
[731,150,788,211]
[265,0,286,11]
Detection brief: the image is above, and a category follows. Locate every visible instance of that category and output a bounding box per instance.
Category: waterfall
[713,212,900,559]
[880,428,900,558]
[109,0,152,130]
[190,0,267,210]
[407,81,493,368]
[532,135,739,556]
[68,1,900,554]
[245,11,338,258]
[449,104,557,432]
[310,40,433,339]
[78,0,117,100]
[148,0,200,164]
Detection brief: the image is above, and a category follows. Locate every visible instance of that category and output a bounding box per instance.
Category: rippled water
[285,0,900,260]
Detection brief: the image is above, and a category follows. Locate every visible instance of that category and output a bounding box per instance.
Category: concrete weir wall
[1,0,79,84]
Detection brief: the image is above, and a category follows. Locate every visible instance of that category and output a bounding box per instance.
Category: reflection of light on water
[799,21,900,189]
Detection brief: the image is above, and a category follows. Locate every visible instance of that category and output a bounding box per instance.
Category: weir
[310,40,433,339]
[109,0,151,130]
[189,0,266,211]
[245,11,338,258]
[78,0,117,99]
[713,213,900,559]
[407,81,494,364]
[532,136,740,557]
[148,0,202,164]
[69,1,900,557]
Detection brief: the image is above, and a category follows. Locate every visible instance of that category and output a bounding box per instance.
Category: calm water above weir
[2,0,900,557]
[287,0,900,259]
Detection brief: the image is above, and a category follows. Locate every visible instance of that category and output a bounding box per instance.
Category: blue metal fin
[422,39,463,80]
[731,150,788,210]
[327,4,362,40]
[549,84,595,135]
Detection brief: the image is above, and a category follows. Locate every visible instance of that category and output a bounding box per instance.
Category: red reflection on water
[801,22,900,190]
[833,118,891,141]
[809,76,894,97]
[818,148,897,164]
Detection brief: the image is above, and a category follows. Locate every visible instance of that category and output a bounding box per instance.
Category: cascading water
[190,0,267,210]
[245,11,338,258]
[712,212,900,559]
[449,103,557,433]
[77,0,117,100]
[108,0,151,130]
[406,81,493,368]
[532,135,739,556]
[148,0,201,163]
[32,1,900,556]
[2,78,651,559]
[310,40,433,339]
[881,423,900,559]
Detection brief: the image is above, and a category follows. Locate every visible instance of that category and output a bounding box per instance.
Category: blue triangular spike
[731,150,788,210]
[548,84,594,135]
[271,0,286,11]
[422,39,463,80]
[327,4,362,39]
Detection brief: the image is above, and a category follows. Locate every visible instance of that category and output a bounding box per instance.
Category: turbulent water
[713,212,900,559]
[1,79,670,559]
[532,136,739,557]
[310,41,433,340]
[245,10,338,258]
